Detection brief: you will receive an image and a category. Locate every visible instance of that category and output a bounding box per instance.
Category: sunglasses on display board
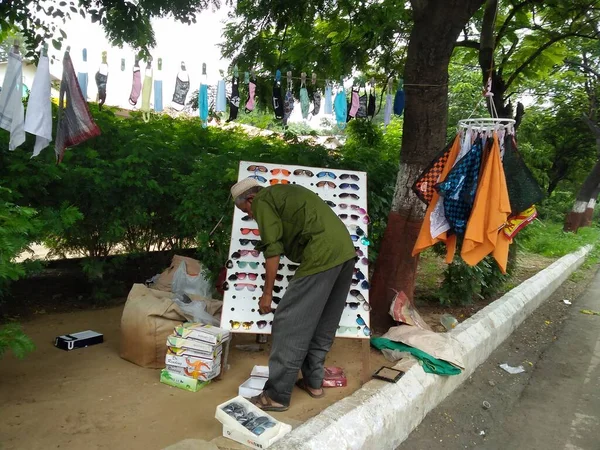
[293,169,314,177]
[240,228,260,236]
[346,301,371,311]
[262,262,284,270]
[340,183,359,190]
[241,215,255,222]
[340,193,360,200]
[237,261,260,269]
[317,171,337,180]
[270,179,290,185]
[339,204,367,214]
[351,235,371,246]
[247,165,268,173]
[316,180,336,189]
[257,320,273,329]
[353,268,366,280]
[271,168,291,176]
[339,214,370,224]
[249,175,267,183]
[230,320,254,330]
[228,272,258,281]
[239,238,260,246]
[231,249,260,259]
[340,173,360,181]
[351,278,370,290]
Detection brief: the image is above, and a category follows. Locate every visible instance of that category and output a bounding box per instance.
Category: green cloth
[370,337,461,376]
[252,184,356,278]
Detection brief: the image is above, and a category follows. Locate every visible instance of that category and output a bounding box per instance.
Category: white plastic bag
[173,292,220,326]
[171,260,213,298]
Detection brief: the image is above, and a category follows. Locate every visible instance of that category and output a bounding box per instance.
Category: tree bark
[369,0,486,331]
[564,160,600,232]
[581,184,600,227]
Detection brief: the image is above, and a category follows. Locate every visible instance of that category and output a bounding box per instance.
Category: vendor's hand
[258,293,273,315]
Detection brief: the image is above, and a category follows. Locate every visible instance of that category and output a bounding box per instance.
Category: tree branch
[456,39,480,49]
[496,0,540,45]
[582,114,600,138]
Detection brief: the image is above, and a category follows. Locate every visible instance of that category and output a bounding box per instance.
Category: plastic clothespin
[311,73,317,85]
[233,65,239,78]
[276,69,281,82]
[157,58,162,71]
[244,71,249,84]
[82,48,87,62]
[202,63,207,76]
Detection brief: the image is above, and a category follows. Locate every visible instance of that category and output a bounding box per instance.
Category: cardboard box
[167,345,222,361]
[238,377,267,398]
[166,364,221,381]
[174,323,230,345]
[166,335,220,357]
[215,396,292,449]
[165,353,219,372]
[54,330,103,351]
[160,368,211,392]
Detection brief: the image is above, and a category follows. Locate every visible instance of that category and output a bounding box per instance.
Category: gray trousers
[264,258,354,405]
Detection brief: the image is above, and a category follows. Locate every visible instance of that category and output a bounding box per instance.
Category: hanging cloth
[394,86,405,116]
[412,135,462,260]
[55,50,101,163]
[324,84,333,115]
[312,88,321,116]
[348,88,359,120]
[198,83,209,127]
[356,86,367,118]
[172,71,190,110]
[140,67,153,122]
[77,49,88,100]
[283,87,294,126]
[227,76,240,122]
[334,87,347,129]
[0,49,26,151]
[154,62,163,112]
[462,133,511,273]
[245,77,256,113]
[272,81,284,120]
[383,93,393,128]
[367,88,376,119]
[129,62,142,106]
[24,52,52,157]
[300,83,310,119]
[95,63,108,110]
[215,79,227,112]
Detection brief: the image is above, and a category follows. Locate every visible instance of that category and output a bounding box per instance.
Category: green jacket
[251,184,355,278]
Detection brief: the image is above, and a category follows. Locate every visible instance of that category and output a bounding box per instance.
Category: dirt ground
[0,305,388,450]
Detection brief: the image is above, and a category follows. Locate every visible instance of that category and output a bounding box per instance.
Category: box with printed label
[166,335,220,356]
[54,330,103,351]
[160,368,211,392]
[165,353,219,372]
[174,323,230,345]
[167,345,222,361]
[165,363,221,381]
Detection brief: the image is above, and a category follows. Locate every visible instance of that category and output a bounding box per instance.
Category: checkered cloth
[436,138,484,235]
[412,138,455,205]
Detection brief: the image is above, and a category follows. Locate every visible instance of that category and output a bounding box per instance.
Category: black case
[55,330,104,351]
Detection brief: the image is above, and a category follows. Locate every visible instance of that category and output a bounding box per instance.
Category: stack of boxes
[160,323,230,392]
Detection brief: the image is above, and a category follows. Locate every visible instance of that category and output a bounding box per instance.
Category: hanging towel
[24,52,52,157]
[383,94,393,127]
[140,68,153,122]
[324,85,333,115]
[334,88,347,129]
[129,64,142,106]
[153,79,163,112]
[312,89,321,116]
[0,50,26,151]
[55,50,101,163]
[272,81,284,119]
[283,89,294,125]
[367,90,376,119]
[356,90,367,118]
[462,133,512,273]
[299,86,310,119]
[94,64,108,110]
[245,78,256,113]
[172,72,190,110]
[198,83,209,127]
[215,79,226,112]
[394,87,405,116]
[77,48,88,99]
[348,89,359,119]
[227,76,240,122]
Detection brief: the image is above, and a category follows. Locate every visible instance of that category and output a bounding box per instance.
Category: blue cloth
[216,79,226,112]
[199,83,209,127]
[324,85,333,114]
[154,80,163,112]
[393,88,405,116]
[77,72,88,99]
[334,89,347,128]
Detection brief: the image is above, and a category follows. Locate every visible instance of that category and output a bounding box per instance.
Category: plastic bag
[171,260,213,298]
[388,290,432,330]
[172,292,220,326]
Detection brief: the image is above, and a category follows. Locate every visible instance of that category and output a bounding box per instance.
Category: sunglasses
[340,173,360,181]
[241,215,254,222]
[346,302,359,310]
[317,171,337,180]
[286,275,294,282]
[355,246,364,257]
[226,259,234,269]
[234,283,257,291]
[340,183,359,190]
[293,169,314,177]
[249,175,267,183]
[324,200,336,208]
[339,204,367,214]
[263,262,284,270]
[230,320,254,330]
[257,320,273,329]
[238,261,260,269]
[229,272,259,281]
[348,225,366,236]
[270,179,290,185]
[354,268,366,280]
[248,165,267,173]
[339,214,360,221]
[287,264,299,271]
[338,325,361,333]
[351,278,370,289]
[271,168,291,176]
[231,249,260,259]
[271,296,282,304]
[261,273,284,281]
[356,314,367,326]
[340,193,360,200]
[350,235,371,246]
[241,228,260,236]
[239,238,260,246]
[355,255,369,265]
[261,285,283,293]
[316,180,336,189]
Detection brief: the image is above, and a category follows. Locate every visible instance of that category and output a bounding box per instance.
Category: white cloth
[24,54,53,157]
[0,51,26,151]
[383,93,393,127]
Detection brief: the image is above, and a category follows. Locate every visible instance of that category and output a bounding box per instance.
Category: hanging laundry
[0,48,26,151]
[272,80,284,120]
[312,89,321,116]
[462,133,511,273]
[198,83,209,127]
[154,57,163,112]
[412,135,462,260]
[216,79,227,113]
[356,86,367,118]
[245,77,256,113]
[383,93,393,128]
[24,51,52,157]
[172,62,190,111]
[324,84,333,115]
[394,83,405,116]
[347,87,359,120]
[334,87,347,129]
[300,85,310,119]
[77,48,88,100]
[503,205,538,239]
[140,64,153,122]
[129,60,142,106]
[227,76,240,122]
[283,87,294,126]
[367,88,376,119]
[55,50,101,163]
[94,57,109,110]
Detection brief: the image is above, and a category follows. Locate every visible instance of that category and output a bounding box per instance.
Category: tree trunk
[369,0,486,331]
[564,161,600,232]
[581,184,600,227]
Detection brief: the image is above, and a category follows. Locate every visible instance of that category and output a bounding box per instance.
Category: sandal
[295,379,325,399]
[249,391,289,412]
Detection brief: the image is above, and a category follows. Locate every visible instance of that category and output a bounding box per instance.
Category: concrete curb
[273,245,593,450]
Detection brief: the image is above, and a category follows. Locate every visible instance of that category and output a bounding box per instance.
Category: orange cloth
[413,134,462,260]
[461,133,512,273]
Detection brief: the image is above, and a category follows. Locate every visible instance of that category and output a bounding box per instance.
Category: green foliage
[517,221,600,258]
[0,323,35,359]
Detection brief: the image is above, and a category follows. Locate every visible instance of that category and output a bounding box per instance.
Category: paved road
[400,267,600,450]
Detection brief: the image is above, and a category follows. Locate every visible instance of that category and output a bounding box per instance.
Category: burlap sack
[120,283,187,368]
[152,255,202,293]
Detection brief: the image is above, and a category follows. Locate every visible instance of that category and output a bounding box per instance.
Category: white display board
[220,161,371,339]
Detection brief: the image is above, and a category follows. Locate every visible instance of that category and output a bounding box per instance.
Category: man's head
[231,178,263,217]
